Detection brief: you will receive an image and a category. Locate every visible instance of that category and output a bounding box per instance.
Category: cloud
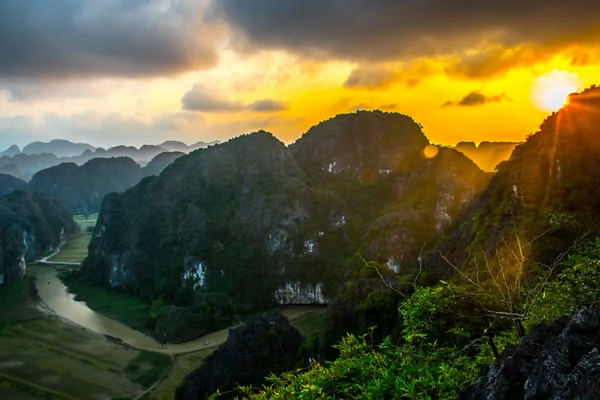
[0,112,301,150]
[182,84,289,113]
[344,67,396,89]
[0,0,224,79]
[247,99,289,112]
[213,0,600,74]
[182,84,245,112]
[442,91,510,107]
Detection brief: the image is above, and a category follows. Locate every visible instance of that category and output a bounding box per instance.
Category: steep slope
[291,111,489,274]
[0,173,29,195]
[177,312,303,400]
[30,157,142,214]
[82,112,488,317]
[82,131,346,308]
[459,308,600,400]
[428,85,600,274]
[0,190,77,285]
[142,151,185,177]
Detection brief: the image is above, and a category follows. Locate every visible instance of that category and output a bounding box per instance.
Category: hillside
[0,190,77,285]
[80,111,488,322]
[0,173,29,195]
[143,151,186,177]
[30,157,143,214]
[427,85,600,274]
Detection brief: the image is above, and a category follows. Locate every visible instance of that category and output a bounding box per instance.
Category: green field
[0,277,169,400]
[149,349,214,400]
[48,214,98,264]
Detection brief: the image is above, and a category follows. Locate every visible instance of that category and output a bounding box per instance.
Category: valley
[0,213,324,399]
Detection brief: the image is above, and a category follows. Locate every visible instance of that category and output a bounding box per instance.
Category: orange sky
[1,1,599,149]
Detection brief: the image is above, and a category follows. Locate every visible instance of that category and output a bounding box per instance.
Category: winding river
[27,264,235,354]
[26,264,323,355]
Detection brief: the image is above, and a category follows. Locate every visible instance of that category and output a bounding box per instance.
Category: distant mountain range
[0,139,220,181]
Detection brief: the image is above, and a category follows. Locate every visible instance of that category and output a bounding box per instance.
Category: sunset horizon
[1,1,599,150]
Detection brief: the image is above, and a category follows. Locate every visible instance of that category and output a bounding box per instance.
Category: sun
[532,70,581,112]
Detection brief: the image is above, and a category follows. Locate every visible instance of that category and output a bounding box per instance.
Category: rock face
[176,311,303,400]
[0,190,77,285]
[30,157,143,214]
[82,111,488,310]
[459,308,600,400]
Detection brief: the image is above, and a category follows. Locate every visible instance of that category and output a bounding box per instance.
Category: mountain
[0,153,60,181]
[0,145,21,157]
[0,190,77,285]
[454,141,519,172]
[23,139,96,158]
[80,111,488,322]
[0,174,29,195]
[426,85,600,276]
[143,151,185,177]
[30,157,143,214]
[159,141,191,153]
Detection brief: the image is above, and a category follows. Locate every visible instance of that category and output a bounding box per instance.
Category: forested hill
[0,190,77,285]
[81,111,489,315]
[426,84,600,274]
[0,173,29,195]
[30,157,143,215]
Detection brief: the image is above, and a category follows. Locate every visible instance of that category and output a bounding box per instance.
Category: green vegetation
[239,235,600,399]
[60,272,152,334]
[0,276,159,399]
[48,214,97,263]
[289,310,326,337]
[150,349,214,400]
[125,351,172,388]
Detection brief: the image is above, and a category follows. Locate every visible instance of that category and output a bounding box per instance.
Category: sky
[1,0,599,150]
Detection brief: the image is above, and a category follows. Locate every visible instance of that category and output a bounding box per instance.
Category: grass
[48,214,98,264]
[0,279,42,325]
[289,310,327,337]
[149,349,214,400]
[59,275,152,334]
[124,351,173,388]
[0,278,150,399]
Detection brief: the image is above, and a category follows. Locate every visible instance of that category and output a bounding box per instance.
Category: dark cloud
[182,84,245,112]
[0,0,223,79]
[442,91,510,107]
[182,84,288,113]
[344,67,396,89]
[247,99,289,112]
[213,0,600,73]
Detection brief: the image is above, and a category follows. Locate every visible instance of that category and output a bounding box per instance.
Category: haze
[1,0,599,149]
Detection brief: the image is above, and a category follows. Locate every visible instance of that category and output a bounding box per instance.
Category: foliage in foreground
[237,334,478,400]
[235,236,600,400]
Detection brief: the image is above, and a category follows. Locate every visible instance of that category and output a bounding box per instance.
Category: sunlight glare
[424,145,439,159]
[532,70,580,112]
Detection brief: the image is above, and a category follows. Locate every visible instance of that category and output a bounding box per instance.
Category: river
[26,264,322,355]
[28,264,233,354]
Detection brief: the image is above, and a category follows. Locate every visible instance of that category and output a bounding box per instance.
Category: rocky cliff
[176,311,303,400]
[82,111,488,311]
[0,190,77,285]
[459,308,600,400]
